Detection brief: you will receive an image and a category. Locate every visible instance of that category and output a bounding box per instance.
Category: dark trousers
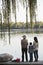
[22,48,28,62]
[34,50,38,61]
[29,53,33,62]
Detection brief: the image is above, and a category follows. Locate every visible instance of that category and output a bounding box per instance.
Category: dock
[0,61,43,65]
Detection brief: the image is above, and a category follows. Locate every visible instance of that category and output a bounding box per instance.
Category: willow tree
[26,0,28,28]
[6,0,10,44]
[19,0,28,28]
[12,0,16,24]
[2,0,11,44]
[2,0,6,39]
[2,0,7,22]
[28,0,37,29]
[0,12,2,38]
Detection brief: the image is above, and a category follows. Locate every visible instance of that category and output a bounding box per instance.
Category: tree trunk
[0,13,2,38]
[12,0,16,25]
[6,0,10,44]
[2,0,6,38]
[28,0,37,32]
[26,0,28,29]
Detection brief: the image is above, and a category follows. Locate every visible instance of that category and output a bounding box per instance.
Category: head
[34,37,38,43]
[30,42,32,45]
[22,35,26,39]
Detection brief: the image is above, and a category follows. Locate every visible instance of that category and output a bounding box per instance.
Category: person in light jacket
[33,37,38,62]
[21,35,28,62]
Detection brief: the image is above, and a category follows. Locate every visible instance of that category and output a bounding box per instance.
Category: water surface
[0,33,43,61]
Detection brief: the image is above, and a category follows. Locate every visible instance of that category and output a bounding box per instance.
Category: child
[28,42,33,62]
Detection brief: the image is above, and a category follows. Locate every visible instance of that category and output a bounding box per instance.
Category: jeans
[34,50,38,61]
[22,48,28,62]
[29,53,33,62]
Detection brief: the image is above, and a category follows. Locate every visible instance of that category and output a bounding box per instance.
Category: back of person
[33,37,38,62]
[28,42,33,62]
[29,45,33,53]
[21,35,28,62]
[21,39,28,48]
[33,41,38,51]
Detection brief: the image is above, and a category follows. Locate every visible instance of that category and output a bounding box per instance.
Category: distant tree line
[0,22,43,30]
[2,0,37,29]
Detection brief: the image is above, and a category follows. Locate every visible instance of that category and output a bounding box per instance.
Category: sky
[0,0,43,22]
[37,0,43,22]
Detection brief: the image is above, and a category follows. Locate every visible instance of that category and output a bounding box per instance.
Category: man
[21,35,28,62]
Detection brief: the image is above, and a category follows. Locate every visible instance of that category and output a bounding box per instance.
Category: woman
[33,37,38,62]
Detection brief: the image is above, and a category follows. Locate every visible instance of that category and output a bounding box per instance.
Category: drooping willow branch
[2,0,11,44]
[28,0,37,28]
[12,0,16,23]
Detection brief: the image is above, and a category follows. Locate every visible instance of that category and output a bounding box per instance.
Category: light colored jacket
[21,39,28,48]
[33,41,38,51]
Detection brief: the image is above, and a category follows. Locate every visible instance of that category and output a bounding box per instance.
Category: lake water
[0,33,43,61]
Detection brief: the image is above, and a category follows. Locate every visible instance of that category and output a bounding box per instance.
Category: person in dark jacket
[21,35,28,62]
[28,42,33,62]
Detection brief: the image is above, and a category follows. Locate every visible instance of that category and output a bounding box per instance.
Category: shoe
[29,60,33,62]
[34,60,38,62]
[29,60,30,62]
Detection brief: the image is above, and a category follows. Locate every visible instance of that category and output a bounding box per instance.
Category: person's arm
[36,43,38,48]
[28,46,30,53]
[21,40,23,46]
[26,40,28,45]
[21,40,23,49]
[21,40,22,46]
[33,41,35,49]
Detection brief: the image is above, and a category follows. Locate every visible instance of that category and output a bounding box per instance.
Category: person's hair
[34,37,38,43]
[30,42,32,45]
[22,35,26,39]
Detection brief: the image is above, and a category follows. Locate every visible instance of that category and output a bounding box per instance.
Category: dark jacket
[21,39,28,48]
[29,45,33,53]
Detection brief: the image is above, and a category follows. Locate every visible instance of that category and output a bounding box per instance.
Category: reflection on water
[0,32,43,61]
